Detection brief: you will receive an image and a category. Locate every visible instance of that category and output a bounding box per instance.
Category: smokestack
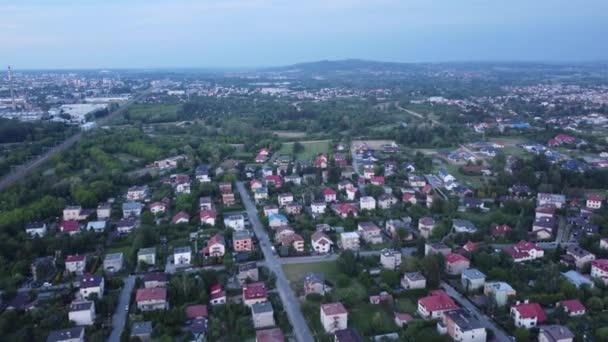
[8,66,16,110]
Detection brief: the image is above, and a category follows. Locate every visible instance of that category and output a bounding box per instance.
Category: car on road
[42,282,52,287]
[125,305,129,311]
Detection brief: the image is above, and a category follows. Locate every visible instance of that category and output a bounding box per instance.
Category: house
[443,309,487,342]
[369,291,394,305]
[174,246,192,266]
[171,211,190,224]
[68,300,95,326]
[285,202,302,215]
[537,193,566,209]
[334,328,362,342]
[201,234,225,258]
[438,169,456,183]
[136,287,168,311]
[484,282,516,307]
[462,241,479,253]
[586,194,604,210]
[234,230,253,252]
[380,249,402,270]
[186,304,208,320]
[60,220,80,235]
[265,175,283,189]
[565,245,595,269]
[417,290,458,319]
[445,253,470,275]
[25,222,47,237]
[378,194,397,209]
[339,232,360,251]
[65,255,86,275]
[86,220,106,233]
[256,328,284,342]
[131,321,153,342]
[127,186,149,201]
[558,299,585,317]
[311,202,327,215]
[320,302,348,333]
[149,201,166,215]
[359,196,376,211]
[418,217,436,238]
[268,213,288,228]
[209,283,226,305]
[408,175,426,187]
[385,218,412,240]
[143,272,168,289]
[154,156,184,170]
[511,301,546,329]
[137,247,156,265]
[491,224,512,238]
[122,201,143,218]
[600,238,608,250]
[46,327,85,342]
[224,214,246,230]
[452,219,477,233]
[425,242,451,256]
[237,262,259,285]
[591,259,608,284]
[116,217,137,234]
[243,282,268,307]
[251,301,275,329]
[278,193,294,207]
[323,188,337,203]
[538,325,575,342]
[279,233,305,253]
[461,268,486,291]
[195,164,211,183]
[275,225,295,243]
[103,253,124,273]
[255,187,269,202]
[363,166,375,179]
[394,312,413,328]
[357,222,383,244]
[199,196,213,210]
[402,192,417,205]
[263,205,279,217]
[370,176,385,186]
[284,175,302,185]
[334,203,358,218]
[199,209,217,226]
[314,154,329,169]
[63,206,83,221]
[311,231,333,254]
[345,186,357,201]
[174,175,191,194]
[79,274,104,299]
[401,272,426,290]
[222,192,236,206]
[505,240,544,262]
[304,272,329,295]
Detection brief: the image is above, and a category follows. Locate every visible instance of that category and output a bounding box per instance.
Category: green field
[124,104,181,123]
[279,140,331,161]
[282,261,340,283]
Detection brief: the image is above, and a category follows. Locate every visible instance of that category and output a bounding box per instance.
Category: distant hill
[262,59,416,74]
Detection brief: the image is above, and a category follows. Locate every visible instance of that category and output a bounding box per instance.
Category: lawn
[278,140,331,161]
[124,104,181,123]
[282,261,340,283]
[438,163,484,189]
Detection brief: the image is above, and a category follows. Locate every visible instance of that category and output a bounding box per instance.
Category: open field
[278,140,331,160]
[282,261,339,283]
[271,131,308,138]
[351,139,395,150]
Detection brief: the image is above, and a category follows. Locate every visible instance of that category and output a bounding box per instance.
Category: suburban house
[65,255,86,275]
[304,272,330,295]
[171,211,190,224]
[255,187,269,202]
[425,242,451,256]
[149,201,167,215]
[233,230,253,252]
[311,202,327,215]
[359,196,376,211]
[285,202,302,215]
[418,217,436,238]
[63,205,84,221]
[505,241,544,262]
[199,196,213,210]
[243,282,268,307]
[339,232,360,251]
[445,253,470,275]
[255,328,285,342]
[558,299,586,317]
[25,222,47,237]
[79,274,104,299]
[452,219,477,233]
[279,233,305,253]
[461,268,486,291]
[116,217,137,234]
[565,245,596,269]
[401,272,426,290]
[224,214,245,230]
[311,231,333,254]
[86,220,106,233]
[237,262,259,285]
[130,321,153,342]
[195,164,211,183]
[274,225,296,243]
[137,247,156,265]
[122,201,144,218]
[378,194,397,209]
[537,193,566,209]
[264,205,279,217]
[126,186,149,201]
[268,213,288,228]
[251,301,275,329]
[334,203,358,218]
[586,194,604,210]
[484,282,516,307]
[103,253,124,273]
[186,304,208,321]
[209,283,226,305]
[174,246,192,266]
[222,192,236,206]
[68,300,96,326]
[46,327,85,342]
[136,288,168,311]
[417,290,458,319]
[323,188,337,203]
[538,325,575,342]
[60,220,80,235]
[278,193,294,207]
[443,309,487,342]
[143,272,168,289]
[380,249,402,270]
[511,301,546,329]
[345,186,357,201]
[320,302,348,333]
[357,221,383,244]
[591,259,608,284]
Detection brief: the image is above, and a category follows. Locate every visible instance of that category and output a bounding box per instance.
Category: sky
[1,0,608,69]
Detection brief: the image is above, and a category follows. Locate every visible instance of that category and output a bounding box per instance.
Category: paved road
[440,282,511,342]
[0,87,156,192]
[108,275,136,342]
[279,247,418,265]
[236,181,314,342]
[396,102,444,127]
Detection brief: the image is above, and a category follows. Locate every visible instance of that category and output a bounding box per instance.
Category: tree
[337,250,358,276]
[293,141,304,154]
[513,328,531,342]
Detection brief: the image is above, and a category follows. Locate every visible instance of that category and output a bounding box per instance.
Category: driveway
[108,275,135,342]
[236,182,314,342]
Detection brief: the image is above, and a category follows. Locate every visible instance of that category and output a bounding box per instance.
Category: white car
[42,282,52,287]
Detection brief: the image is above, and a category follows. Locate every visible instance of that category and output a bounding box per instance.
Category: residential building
[320,302,348,333]
[103,253,124,272]
[418,217,436,238]
[46,327,85,342]
[130,321,153,342]
[505,241,544,262]
[311,231,333,254]
[443,309,487,342]
[127,185,149,201]
[116,217,137,234]
[279,233,305,253]
[537,193,566,209]
[558,299,586,317]
[334,328,362,342]
[586,194,604,210]
[174,246,192,266]
[278,193,293,207]
[380,249,402,270]
[171,211,190,224]
[511,301,546,329]
[268,213,288,228]
[251,301,275,329]
[538,325,575,342]
[63,206,83,221]
[234,230,253,252]
[209,283,226,305]
[65,255,86,275]
[461,269,486,291]
[86,220,106,233]
[311,202,327,215]
[417,290,458,319]
[452,219,477,233]
[339,232,360,251]
[68,300,95,326]
[186,304,208,320]
[224,214,246,230]
[304,272,329,295]
[565,245,596,269]
[122,201,143,218]
[243,282,268,307]
[79,274,104,299]
[136,288,168,311]
[255,328,284,342]
[484,282,516,307]
[425,242,451,256]
[591,259,608,284]
[25,222,47,237]
[359,196,376,211]
[445,253,470,275]
[143,272,168,289]
[401,272,426,290]
[357,221,383,244]
[237,262,259,285]
[137,248,156,265]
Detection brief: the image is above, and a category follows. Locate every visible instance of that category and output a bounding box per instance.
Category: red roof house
[559,299,586,317]
[243,282,267,306]
[185,304,208,320]
[60,220,80,234]
[171,211,190,224]
[417,290,458,319]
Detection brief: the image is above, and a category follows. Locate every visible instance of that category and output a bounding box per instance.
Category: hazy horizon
[2,0,608,69]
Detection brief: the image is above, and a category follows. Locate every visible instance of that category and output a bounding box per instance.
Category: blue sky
[1,0,607,69]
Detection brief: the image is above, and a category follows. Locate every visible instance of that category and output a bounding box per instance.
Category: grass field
[437,163,484,189]
[282,261,340,283]
[278,140,331,160]
[124,104,181,123]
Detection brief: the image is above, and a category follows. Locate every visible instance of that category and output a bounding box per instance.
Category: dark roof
[69,301,93,312]
[251,301,273,314]
[238,261,257,272]
[143,272,168,283]
[131,321,153,336]
[444,309,484,331]
[46,327,84,342]
[335,328,363,342]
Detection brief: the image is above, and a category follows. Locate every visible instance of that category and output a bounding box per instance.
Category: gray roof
[47,327,85,342]
[174,246,191,253]
[104,253,123,261]
[404,272,425,281]
[251,301,273,314]
[239,261,257,272]
[462,268,486,280]
[138,247,156,256]
[131,321,153,336]
[233,229,251,240]
[444,309,484,331]
[122,201,143,210]
[539,325,575,341]
[69,301,93,312]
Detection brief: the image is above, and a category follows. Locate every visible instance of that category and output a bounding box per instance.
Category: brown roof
[321,302,347,316]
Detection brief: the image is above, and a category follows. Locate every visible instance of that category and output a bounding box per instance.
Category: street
[108,275,136,342]
[236,182,314,342]
[440,282,511,342]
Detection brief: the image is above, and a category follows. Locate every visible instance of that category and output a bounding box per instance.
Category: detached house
[357,222,383,244]
[359,196,376,211]
[278,193,294,207]
[401,272,426,290]
[511,301,546,329]
[25,222,47,237]
[339,232,360,251]
[243,282,268,307]
[65,255,86,275]
[97,203,111,220]
[233,230,253,252]
[136,288,168,311]
[251,302,275,329]
[591,259,608,284]
[311,202,327,215]
[586,194,604,210]
[417,290,458,319]
[304,272,330,295]
[199,209,217,226]
[320,302,348,333]
[60,220,81,235]
[445,253,470,275]
[323,188,337,203]
[505,241,544,263]
[311,231,333,254]
[122,202,143,218]
[558,299,586,317]
[224,214,245,230]
[209,283,226,305]
[201,234,226,258]
[79,274,104,299]
[171,211,190,225]
[484,282,516,307]
[418,217,436,239]
[149,201,166,215]
[68,300,96,326]
[378,194,397,209]
[380,249,402,270]
[443,309,487,342]
[565,245,595,269]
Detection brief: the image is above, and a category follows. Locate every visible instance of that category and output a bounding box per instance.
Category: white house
[320,302,348,333]
[380,249,402,270]
[25,222,47,237]
[65,255,86,275]
[68,301,96,326]
[443,309,487,342]
[339,232,360,251]
[311,202,327,215]
[461,268,486,291]
[79,274,104,299]
[511,301,546,329]
[359,196,376,211]
[174,246,192,266]
[401,272,426,290]
[311,231,333,254]
[224,214,245,231]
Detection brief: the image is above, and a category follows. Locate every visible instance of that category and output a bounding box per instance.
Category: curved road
[236,181,314,342]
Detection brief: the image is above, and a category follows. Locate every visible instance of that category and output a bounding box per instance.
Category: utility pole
[8,66,16,110]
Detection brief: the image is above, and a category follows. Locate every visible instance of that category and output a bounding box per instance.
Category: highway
[0,87,155,192]
[236,181,314,342]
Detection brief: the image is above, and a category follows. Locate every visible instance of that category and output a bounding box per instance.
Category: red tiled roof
[210,283,225,300]
[323,188,337,196]
[321,302,347,316]
[462,241,477,252]
[199,209,217,220]
[171,211,190,224]
[491,224,512,236]
[185,304,208,319]
[446,253,469,264]
[256,328,284,342]
[61,220,79,232]
[136,287,167,302]
[512,302,546,321]
[560,299,585,313]
[418,291,458,312]
[66,255,85,263]
[588,194,605,202]
[243,282,267,300]
[592,259,608,272]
